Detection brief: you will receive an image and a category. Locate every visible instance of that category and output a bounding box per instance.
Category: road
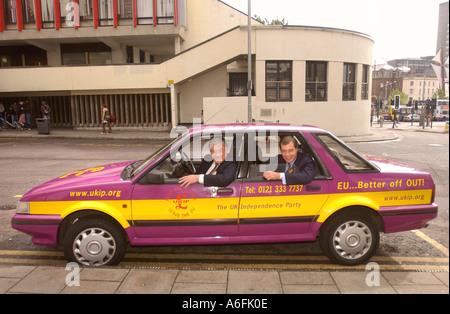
[0,130,448,271]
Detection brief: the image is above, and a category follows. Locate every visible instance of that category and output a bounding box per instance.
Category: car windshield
[127,131,187,179]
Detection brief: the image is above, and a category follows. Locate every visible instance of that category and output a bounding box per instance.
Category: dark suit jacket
[197,158,237,187]
[275,152,315,185]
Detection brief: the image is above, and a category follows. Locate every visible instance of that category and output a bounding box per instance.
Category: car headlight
[16,201,30,214]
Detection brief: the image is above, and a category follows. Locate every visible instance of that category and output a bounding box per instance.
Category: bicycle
[0,114,24,131]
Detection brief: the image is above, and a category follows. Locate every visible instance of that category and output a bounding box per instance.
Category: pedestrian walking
[22,100,32,130]
[101,104,112,134]
[379,115,384,128]
[392,112,397,128]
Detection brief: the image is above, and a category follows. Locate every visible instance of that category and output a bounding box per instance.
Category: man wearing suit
[179,138,237,188]
[263,136,315,185]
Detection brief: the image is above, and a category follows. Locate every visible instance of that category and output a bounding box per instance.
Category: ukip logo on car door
[166,187,197,218]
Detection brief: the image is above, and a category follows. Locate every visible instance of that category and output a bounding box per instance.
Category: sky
[221,0,445,65]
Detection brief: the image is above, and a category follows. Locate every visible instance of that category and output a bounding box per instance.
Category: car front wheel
[64,218,126,266]
[319,211,380,266]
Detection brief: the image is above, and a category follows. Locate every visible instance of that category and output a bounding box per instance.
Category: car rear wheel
[319,211,380,266]
[64,218,126,266]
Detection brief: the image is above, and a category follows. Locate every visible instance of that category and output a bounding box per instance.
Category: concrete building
[0,0,373,136]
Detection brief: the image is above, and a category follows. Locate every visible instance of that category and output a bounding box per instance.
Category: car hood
[21,161,133,202]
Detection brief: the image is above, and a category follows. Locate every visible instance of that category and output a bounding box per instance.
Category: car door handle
[306,185,321,191]
[217,188,233,194]
[211,187,234,197]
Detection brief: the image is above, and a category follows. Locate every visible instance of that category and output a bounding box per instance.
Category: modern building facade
[1,0,373,136]
[436,1,449,62]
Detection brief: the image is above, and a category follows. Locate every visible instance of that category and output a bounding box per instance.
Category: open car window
[246,132,328,180]
[138,133,244,184]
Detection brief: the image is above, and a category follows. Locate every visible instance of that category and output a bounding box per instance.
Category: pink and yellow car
[12,124,438,266]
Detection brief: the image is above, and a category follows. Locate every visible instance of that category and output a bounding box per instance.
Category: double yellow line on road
[0,250,447,272]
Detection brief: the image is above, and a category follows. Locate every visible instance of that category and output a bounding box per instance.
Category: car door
[238,132,330,237]
[130,133,244,242]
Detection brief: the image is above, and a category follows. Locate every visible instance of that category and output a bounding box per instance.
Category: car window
[315,134,375,172]
[246,132,326,179]
[139,133,244,184]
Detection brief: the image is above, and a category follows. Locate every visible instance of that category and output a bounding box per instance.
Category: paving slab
[227,271,282,294]
[330,271,397,294]
[115,269,178,294]
[8,266,68,294]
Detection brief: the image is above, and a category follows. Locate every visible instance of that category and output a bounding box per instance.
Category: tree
[253,15,288,25]
[388,89,408,106]
[432,88,447,100]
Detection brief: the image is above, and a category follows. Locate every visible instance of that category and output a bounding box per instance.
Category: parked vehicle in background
[403,114,421,122]
[434,100,449,121]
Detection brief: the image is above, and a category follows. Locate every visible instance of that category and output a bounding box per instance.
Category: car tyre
[64,218,126,266]
[319,211,379,266]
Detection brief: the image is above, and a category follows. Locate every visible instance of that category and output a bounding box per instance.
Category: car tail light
[431,184,436,203]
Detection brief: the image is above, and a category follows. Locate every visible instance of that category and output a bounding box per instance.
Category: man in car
[179,138,237,188]
[263,136,315,185]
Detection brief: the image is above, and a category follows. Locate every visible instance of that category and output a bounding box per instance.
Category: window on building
[305,61,327,102]
[157,0,174,24]
[118,0,133,19]
[41,0,55,27]
[60,0,72,25]
[61,43,111,65]
[410,81,414,86]
[137,0,154,25]
[22,0,35,23]
[4,0,17,24]
[229,73,255,97]
[98,0,114,26]
[78,0,93,20]
[126,46,134,63]
[266,61,292,102]
[361,64,369,100]
[343,63,356,101]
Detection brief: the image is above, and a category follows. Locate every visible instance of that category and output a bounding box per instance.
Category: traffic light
[431,98,437,110]
[394,95,400,110]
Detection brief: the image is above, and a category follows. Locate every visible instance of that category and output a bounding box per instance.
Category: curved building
[0,0,373,136]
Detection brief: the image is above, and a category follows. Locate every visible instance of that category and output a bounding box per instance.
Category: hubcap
[73,228,116,266]
[333,221,372,260]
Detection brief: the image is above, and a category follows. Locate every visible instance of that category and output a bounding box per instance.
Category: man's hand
[179,175,201,189]
[263,171,281,181]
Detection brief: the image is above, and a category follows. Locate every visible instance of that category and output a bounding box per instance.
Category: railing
[0,92,172,129]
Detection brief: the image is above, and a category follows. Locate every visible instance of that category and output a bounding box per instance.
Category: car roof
[188,123,327,135]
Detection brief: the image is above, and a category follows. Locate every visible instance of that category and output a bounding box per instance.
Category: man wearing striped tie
[263,136,315,185]
[179,138,237,189]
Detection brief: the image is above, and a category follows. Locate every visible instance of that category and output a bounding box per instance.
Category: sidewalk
[0,264,448,294]
[1,121,447,143]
